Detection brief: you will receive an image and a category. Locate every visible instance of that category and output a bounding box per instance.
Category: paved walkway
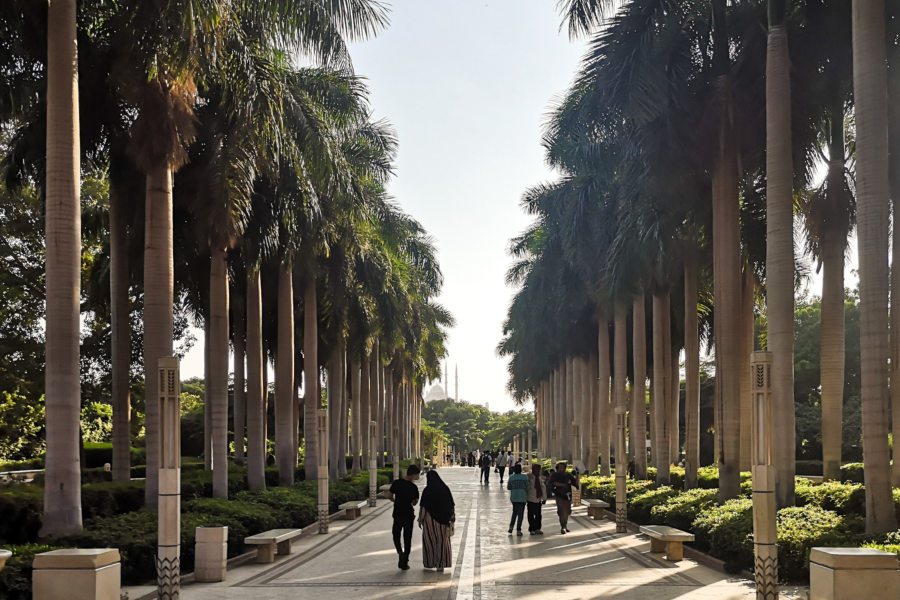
[126,467,808,599]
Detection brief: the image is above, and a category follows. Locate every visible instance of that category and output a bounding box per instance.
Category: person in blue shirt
[506,463,530,535]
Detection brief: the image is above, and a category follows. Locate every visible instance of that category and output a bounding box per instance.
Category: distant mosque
[425,362,458,403]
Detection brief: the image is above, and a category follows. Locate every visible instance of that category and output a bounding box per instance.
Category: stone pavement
[125,466,809,599]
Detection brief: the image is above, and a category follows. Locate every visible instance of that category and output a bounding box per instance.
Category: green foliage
[628,486,678,523]
[80,403,113,443]
[776,505,851,581]
[650,488,720,531]
[0,390,44,462]
[0,544,61,600]
[421,398,535,451]
[840,462,864,484]
[0,485,43,544]
[795,478,865,516]
[691,498,754,566]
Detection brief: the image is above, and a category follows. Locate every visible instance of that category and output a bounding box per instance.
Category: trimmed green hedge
[0,544,61,600]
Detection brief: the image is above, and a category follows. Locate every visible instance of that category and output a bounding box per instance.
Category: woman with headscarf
[526,462,547,534]
[418,469,455,571]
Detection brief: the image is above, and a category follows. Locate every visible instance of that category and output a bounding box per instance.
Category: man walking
[507,464,529,535]
[387,464,421,570]
[479,451,491,484]
[497,451,507,484]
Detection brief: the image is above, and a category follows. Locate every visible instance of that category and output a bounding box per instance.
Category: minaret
[455,364,459,401]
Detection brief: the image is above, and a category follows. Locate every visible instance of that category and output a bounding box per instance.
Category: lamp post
[317,409,329,534]
[570,422,578,466]
[392,425,400,482]
[369,421,378,507]
[750,351,778,599]
[157,357,181,599]
[614,405,627,533]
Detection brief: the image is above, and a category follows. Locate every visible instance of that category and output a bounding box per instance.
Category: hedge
[0,544,61,600]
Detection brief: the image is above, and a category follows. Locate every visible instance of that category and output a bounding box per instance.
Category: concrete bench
[0,469,42,483]
[640,525,694,561]
[583,499,610,519]
[810,547,900,600]
[244,528,303,563]
[340,500,368,520]
[32,548,121,600]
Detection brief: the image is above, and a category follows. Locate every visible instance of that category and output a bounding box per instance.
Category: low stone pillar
[810,547,900,600]
[194,526,228,582]
[33,548,121,600]
[0,548,10,571]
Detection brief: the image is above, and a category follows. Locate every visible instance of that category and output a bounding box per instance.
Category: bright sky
[181,1,588,412]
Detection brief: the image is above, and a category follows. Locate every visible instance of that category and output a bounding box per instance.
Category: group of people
[386,461,580,572]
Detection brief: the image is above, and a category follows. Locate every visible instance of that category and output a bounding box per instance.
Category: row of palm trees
[502,0,900,533]
[3,0,450,537]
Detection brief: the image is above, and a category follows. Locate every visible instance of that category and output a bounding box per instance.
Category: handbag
[448,522,455,537]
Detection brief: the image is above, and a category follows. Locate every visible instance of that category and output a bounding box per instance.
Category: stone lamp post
[392,425,400,482]
[369,421,378,507]
[614,405,627,533]
[750,351,778,599]
[317,409,329,534]
[157,357,181,599]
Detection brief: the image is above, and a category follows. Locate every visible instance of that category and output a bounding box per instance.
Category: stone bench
[340,500,368,520]
[32,548,121,600]
[810,547,900,600]
[379,483,392,498]
[640,525,694,562]
[0,469,42,483]
[244,528,303,563]
[583,499,610,519]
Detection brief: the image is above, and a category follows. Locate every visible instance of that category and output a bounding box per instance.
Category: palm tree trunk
[766,11,796,508]
[351,358,362,474]
[246,269,265,489]
[853,0,897,533]
[665,293,678,470]
[598,323,611,475]
[233,300,246,467]
[204,318,212,470]
[821,228,845,481]
[376,344,385,468]
[684,261,700,488]
[739,265,754,471]
[293,345,302,469]
[361,356,371,467]
[142,163,174,508]
[633,296,648,479]
[369,352,380,467]
[302,273,319,480]
[588,353,600,472]
[42,0,83,535]
[109,184,131,483]
[338,345,349,477]
[889,35,900,489]
[276,264,294,486]
[580,354,592,467]
[653,294,671,484]
[210,245,229,498]
[573,355,584,463]
[614,310,627,474]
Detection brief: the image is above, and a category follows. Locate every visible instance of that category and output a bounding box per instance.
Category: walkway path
[126,466,808,599]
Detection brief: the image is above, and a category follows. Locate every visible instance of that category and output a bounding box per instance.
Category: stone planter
[194,526,228,582]
[810,547,900,600]
[32,548,121,600]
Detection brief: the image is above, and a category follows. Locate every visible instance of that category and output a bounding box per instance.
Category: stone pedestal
[194,527,227,582]
[0,548,10,571]
[810,547,900,600]
[33,548,121,600]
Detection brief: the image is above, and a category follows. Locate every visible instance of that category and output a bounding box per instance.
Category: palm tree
[41,0,82,536]
[852,0,897,534]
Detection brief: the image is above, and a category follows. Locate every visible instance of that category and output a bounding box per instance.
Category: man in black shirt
[479,451,491,484]
[387,464,421,570]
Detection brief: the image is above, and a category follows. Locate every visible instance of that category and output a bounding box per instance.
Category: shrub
[0,544,60,600]
[650,488,719,532]
[0,458,44,472]
[59,510,159,584]
[692,497,753,568]
[795,460,823,476]
[840,462,864,484]
[80,480,145,519]
[777,505,855,582]
[794,479,865,517]
[628,486,678,524]
[235,488,316,528]
[0,485,43,544]
[184,497,281,538]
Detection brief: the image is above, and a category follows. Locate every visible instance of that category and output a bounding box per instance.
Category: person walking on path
[479,451,491,484]
[506,464,529,536]
[387,464,421,570]
[549,462,579,534]
[418,470,455,572]
[526,463,547,534]
[497,451,507,484]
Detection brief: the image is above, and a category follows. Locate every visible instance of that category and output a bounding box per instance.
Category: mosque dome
[425,384,447,403]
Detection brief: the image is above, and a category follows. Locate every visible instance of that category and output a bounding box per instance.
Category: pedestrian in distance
[418,469,455,572]
[506,463,529,536]
[526,462,547,534]
[387,464,421,570]
[549,462,579,534]
[497,451,507,484]
[479,451,491,484]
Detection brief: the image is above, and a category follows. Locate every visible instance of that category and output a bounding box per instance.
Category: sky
[181,1,589,413]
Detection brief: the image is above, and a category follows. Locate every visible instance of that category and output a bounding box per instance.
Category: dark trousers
[480,466,490,483]
[508,502,526,531]
[392,517,414,559]
[498,466,506,482]
[527,501,542,532]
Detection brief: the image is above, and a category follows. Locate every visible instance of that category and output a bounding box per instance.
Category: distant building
[424,384,448,403]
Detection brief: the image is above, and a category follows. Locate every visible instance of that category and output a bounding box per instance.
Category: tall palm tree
[41,0,82,536]
[852,0,897,534]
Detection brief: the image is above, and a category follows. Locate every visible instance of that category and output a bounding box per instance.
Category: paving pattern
[126,466,809,599]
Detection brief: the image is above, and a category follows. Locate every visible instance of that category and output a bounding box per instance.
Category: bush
[692,497,753,568]
[235,488,316,528]
[840,462,864,484]
[795,478,865,517]
[650,488,720,532]
[0,458,43,472]
[0,544,60,600]
[59,510,159,584]
[0,485,43,544]
[777,505,857,582]
[795,460,823,476]
[80,480,145,519]
[628,486,678,524]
